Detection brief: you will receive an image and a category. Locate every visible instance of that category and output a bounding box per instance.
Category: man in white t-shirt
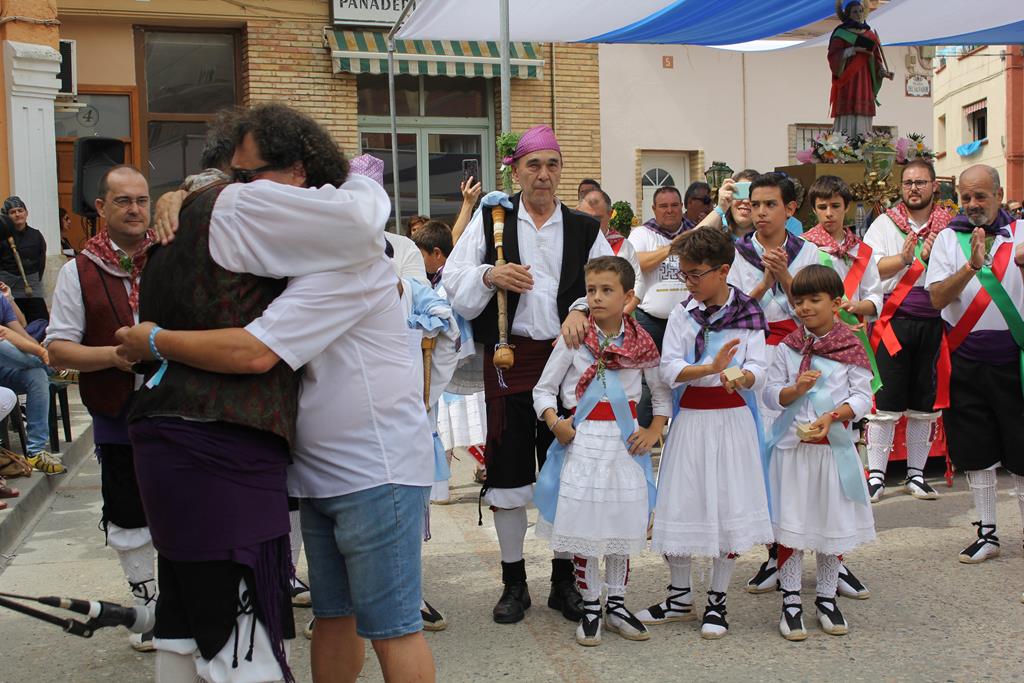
[578,189,641,314]
[926,164,1024,565]
[628,186,689,426]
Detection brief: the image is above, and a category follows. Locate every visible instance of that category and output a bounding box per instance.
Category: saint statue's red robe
[828,26,884,119]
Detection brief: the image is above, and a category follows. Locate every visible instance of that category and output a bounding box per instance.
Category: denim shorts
[300,484,429,640]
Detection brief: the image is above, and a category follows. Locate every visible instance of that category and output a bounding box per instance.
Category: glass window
[357,74,420,117]
[55,94,131,138]
[144,32,236,114]
[423,78,487,117]
[428,133,482,225]
[147,121,207,201]
[361,131,418,229]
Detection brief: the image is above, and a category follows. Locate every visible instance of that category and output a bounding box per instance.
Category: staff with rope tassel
[491,204,515,388]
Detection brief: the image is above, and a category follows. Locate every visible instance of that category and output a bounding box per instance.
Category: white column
[3,40,62,299]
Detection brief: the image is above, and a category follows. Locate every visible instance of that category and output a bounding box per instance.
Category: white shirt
[386,233,429,284]
[727,234,820,323]
[762,342,874,451]
[628,226,687,319]
[532,328,671,419]
[924,221,1024,331]
[209,174,389,277]
[660,291,770,392]
[442,201,612,340]
[611,237,644,302]
[246,256,434,498]
[863,212,930,294]
[812,242,884,319]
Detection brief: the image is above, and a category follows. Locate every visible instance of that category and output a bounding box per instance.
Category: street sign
[905,74,931,98]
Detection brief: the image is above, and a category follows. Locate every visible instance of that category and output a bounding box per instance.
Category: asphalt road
[1,451,1022,682]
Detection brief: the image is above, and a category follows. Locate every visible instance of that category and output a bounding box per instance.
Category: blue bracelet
[149,325,166,362]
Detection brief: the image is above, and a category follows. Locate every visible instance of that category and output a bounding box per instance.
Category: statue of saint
[828,0,894,137]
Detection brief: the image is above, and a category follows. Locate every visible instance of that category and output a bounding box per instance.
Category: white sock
[289,510,303,569]
[905,416,934,475]
[664,555,692,589]
[866,419,896,475]
[778,549,803,596]
[815,554,841,599]
[574,555,602,602]
[155,650,202,683]
[966,468,998,527]
[710,555,735,594]
[111,533,157,611]
[604,554,629,598]
[493,506,528,563]
[1013,474,1024,528]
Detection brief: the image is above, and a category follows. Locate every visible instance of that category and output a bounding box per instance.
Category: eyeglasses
[232,164,281,184]
[901,179,932,189]
[677,264,723,284]
[111,196,150,209]
[690,196,712,205]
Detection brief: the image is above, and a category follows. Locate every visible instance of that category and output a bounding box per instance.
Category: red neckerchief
[781,322,871,375]
[801,225,860,261]
[575,315,660,400]
[605,229,625,255]
[80,231,155,313]
[885,202,953,236]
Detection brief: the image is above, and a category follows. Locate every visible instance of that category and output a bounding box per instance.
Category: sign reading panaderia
[331,0,413,26]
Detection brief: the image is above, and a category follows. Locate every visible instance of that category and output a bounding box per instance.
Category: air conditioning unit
[58,39,77,96]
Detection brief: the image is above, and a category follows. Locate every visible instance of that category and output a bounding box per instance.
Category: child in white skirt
[762,265,876,641]
[533,256,670,647]
[639,228,774,639]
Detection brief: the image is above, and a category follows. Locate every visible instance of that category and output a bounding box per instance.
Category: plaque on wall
[905,74,932,98]
[331,0,414,26]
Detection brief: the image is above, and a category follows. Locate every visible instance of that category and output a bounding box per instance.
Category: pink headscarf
[348,154,385,187]
[503,125,561,166]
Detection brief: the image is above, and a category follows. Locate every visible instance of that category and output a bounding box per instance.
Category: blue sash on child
[432,427,450,482]
[765,354,868,506]
[534,364,657,526]
[671,327,772,512]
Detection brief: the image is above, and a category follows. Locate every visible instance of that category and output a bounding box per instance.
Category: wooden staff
[491,205,515,373]
[5,236,32,296]
[421,336,436,410]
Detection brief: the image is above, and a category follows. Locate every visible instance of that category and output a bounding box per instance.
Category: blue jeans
[634,309,668,429]
[0,357,49,454]
[300,484,429,640]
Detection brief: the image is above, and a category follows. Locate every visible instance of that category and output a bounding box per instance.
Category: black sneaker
[493,582,531,624]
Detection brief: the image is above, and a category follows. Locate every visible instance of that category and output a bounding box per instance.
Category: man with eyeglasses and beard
[927,164,1024,566]
[861,160,953,506]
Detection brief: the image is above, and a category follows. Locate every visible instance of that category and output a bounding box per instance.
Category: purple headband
[502,125,561,166]
[348,154,385,187]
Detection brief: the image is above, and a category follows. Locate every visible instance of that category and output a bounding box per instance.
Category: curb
[0,425,95,563]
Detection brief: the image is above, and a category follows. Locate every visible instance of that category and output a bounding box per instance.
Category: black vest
[128,183,299,446]
[474,195,600,345]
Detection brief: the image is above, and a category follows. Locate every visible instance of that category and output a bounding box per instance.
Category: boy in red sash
[863,160,952,503]
[927,164,1024,564]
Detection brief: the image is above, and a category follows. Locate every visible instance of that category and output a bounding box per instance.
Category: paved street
[2,443,1023,682]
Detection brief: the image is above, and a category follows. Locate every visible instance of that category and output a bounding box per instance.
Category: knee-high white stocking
[966,468,998,527]
[815,554,841,599]
[905,416,934,475]
[493,507,528,563]
[604,554,630,598]
[710,554,735,594]
[664,555,692,589]
[866,419,896,475]
[574,555,602,602]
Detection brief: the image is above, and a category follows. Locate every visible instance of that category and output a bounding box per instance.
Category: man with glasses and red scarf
[862,160,952,505]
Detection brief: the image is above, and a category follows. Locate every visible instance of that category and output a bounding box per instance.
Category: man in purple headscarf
[443,125,613,625]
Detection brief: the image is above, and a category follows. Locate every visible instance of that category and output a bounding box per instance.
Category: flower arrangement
[797,131,934,165]
[496,132,521,194]
[609,200,635,235]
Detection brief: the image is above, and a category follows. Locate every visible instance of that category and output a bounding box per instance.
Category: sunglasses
[231,164,281,184]
[690,196,712,205]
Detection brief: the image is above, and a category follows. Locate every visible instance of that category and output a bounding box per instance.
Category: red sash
[869,260,924,356]
[678,386,747,410]
[611,240,624,256]
[933,236,1015,409]
[842,242,872,301]
[572,400,637,421]
[767,320,798,346]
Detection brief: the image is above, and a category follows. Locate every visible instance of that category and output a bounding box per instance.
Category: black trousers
[484,390,556,490]
[872,316,943,413]
[944,354,1024,474]
[99,443,148,530]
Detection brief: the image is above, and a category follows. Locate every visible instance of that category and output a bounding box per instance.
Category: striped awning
[964,99,988,115]
[326,30,544,79]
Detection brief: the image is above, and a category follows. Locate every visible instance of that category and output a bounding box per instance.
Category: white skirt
[437,391,486,451]
[769,442,876,555]
[651,406,774,557]
[536,419,649,557]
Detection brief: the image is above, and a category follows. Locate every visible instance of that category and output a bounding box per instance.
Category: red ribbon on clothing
[766,320,798,346]
[869,259,925,356]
